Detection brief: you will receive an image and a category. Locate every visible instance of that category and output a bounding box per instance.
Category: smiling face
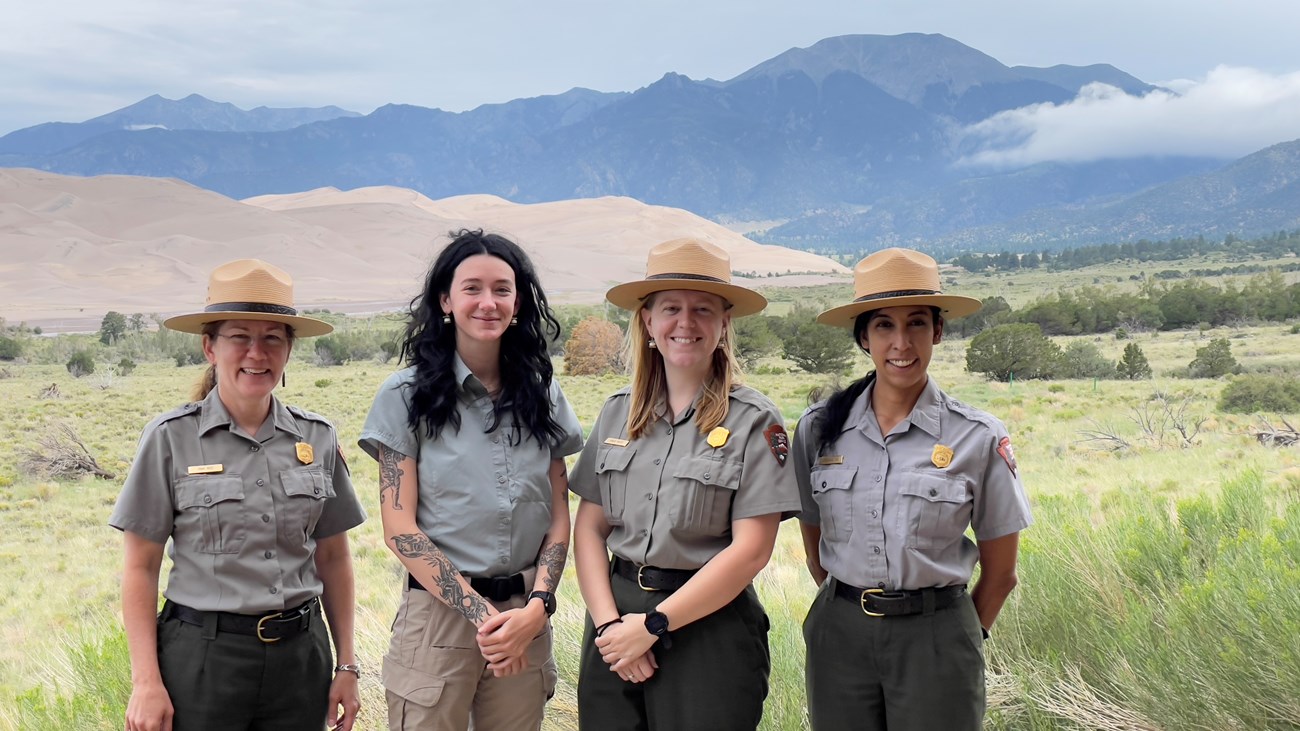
[640,289,731,377]
[202,319,293,407]
[439,253,520,347]
[860,305,943,398]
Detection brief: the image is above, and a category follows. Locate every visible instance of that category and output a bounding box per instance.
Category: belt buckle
[860,588,885,617]
[636,565,655,592]
[256,611,284,643]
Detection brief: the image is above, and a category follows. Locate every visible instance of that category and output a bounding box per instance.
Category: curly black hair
[399,229,566,448]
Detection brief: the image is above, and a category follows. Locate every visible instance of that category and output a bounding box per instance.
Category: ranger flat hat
[605,238,767,317]
[817,248,981,328]
[163,259,334,337]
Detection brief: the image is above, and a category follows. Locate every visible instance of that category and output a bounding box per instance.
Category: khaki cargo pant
[383,581,557,731]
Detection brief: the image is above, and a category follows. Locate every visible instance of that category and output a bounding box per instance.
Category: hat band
[205,302,299,316]
[854,288,942,303]
[646,272,728,284]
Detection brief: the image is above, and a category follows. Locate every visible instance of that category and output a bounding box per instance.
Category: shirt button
[666,427,673,435]
[702,473,711,480]
[599,462,605,469]
[929,488,938,497]
[873,546,881,554]
[256,479,264,487]
[269,587,278,594]
[640,529,648,536]
[313,487,321,495]
[871,510,879,518]
[646,494,653,501]
[877,582,886,589]
[874,475,881,483]
[203,495,212,504]
[821,481,827,488]
[498,476,506,484]
[264,551,274,559]
[250,445,260,452]
[654,458,661,465]
[262,514,271,523]
[493,437,500,444]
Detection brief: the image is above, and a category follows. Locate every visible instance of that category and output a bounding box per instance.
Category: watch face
[646,611,669,635]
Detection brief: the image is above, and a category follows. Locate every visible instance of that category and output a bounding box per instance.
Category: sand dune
[1,169,847,331]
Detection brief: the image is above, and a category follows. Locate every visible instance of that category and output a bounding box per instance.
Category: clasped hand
[476,604,546,677]
[594,613,659,683]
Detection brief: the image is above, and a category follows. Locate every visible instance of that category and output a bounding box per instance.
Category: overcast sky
[5,0,1300,162]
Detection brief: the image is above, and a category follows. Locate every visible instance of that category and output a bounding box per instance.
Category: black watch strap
[645,610,673,649]
[528,590,556,616]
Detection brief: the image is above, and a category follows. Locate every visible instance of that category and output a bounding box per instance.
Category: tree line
[952,230,1300,273]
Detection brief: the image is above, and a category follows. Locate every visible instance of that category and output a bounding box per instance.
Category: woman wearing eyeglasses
[110,259,366,731]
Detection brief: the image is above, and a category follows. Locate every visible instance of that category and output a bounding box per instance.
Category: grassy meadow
[1,316,1299,729]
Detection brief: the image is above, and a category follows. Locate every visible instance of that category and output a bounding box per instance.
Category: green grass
[1,320,1299,729]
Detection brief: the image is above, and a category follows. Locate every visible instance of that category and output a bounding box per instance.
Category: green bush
[1057,340,1115,379]
[1218,374,1300,413]
[965,323,1062,381]
[0,334,23,360]
[115,357,136,376]
[1189,338,1239,378]
[65,350,95,378]
[315,378,333,388]
[1117,342,1153,380]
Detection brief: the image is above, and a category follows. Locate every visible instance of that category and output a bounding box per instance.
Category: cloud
[957,66,1300,167]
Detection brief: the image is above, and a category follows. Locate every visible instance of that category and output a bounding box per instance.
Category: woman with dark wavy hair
[359,229,583,731]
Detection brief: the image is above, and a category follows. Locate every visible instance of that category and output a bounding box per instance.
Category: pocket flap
[595,446,636,474]
[280,467,332,500]
[900,474,968,504]
[810,467,857,495]
[672,456,741,490]
[381,658,446,707]
[175,475,244,510]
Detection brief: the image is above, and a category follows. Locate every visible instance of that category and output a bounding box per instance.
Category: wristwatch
[644,610,673,649]
[528,590,557,616]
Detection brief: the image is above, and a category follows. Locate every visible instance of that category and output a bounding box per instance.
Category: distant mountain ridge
[1,33,1290,251]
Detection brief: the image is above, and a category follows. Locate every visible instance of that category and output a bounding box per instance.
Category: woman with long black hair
[360,229,583,730]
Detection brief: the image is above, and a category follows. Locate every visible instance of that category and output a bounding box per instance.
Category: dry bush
[39,382,61,399]
[564,317,624,376]
[20,421,117,480]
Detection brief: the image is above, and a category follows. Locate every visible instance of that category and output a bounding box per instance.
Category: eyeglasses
[214,333,290,352]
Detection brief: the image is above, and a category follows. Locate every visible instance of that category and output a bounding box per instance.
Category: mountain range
[2,33,1296,253]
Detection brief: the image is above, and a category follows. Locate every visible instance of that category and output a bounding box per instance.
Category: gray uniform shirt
[358,358,584,577]
[792,378,1032,591]
[570,385,802,570]
[109,388,366,614]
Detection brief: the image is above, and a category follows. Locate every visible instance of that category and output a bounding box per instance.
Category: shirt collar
[851,376,943,440]
[452,352,493,398]
[197,387,303,440]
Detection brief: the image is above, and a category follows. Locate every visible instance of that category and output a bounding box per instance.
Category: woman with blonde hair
[569,238,801,731]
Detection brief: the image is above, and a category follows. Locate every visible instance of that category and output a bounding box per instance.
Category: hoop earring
[648,338,657,349]
[510,316,518,326]
[442,314,451,325]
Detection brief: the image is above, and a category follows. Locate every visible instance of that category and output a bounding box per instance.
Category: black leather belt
[833,580,967,617]
[613,556,699,592]
[408,572,526,602]
[161,598,316,643]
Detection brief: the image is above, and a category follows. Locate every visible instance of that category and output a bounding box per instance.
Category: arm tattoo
[392,533,490,624]
[378,445,405,510]
[536,540,568,593]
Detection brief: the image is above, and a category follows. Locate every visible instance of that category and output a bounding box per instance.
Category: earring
[648,338,657,349]
[717,338,727,350]
[510,316,518,326]
[281,372,287,387]
[442,314,451,325]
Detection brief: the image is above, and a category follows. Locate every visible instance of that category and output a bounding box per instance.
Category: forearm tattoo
[392,533,490,624]
[537,540,568,593]
[378,445,405,510]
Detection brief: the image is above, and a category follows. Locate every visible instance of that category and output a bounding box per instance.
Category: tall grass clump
[987,470,1300,730]
[7,617,130,730]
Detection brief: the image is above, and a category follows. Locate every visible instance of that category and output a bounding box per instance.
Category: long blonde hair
[623,294,742,440]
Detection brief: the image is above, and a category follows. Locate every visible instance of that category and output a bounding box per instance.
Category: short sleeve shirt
[358,358,584,577]
[109,388,366,614]
[569,385,802,570]
[791,378,1032,591]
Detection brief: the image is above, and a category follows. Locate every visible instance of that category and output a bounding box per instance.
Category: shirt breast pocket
[899,473,971,550]
[279,466,334,542]
[810,467,857,542]
[671,456,742,537]
[595,446,635,527]
[175,475,246,555]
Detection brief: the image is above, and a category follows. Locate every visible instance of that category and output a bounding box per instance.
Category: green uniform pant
[578,572,771,731]
[157,601,332,731]
[803,579,985,731]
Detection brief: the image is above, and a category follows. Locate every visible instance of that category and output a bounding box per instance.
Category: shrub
[564,317,623,376]
[314,336,351,366]
[1291,324,1300,335]
[1219,374,1300,413]
[1188,338,1239,378]
[0,334,23,360]
[66,350,95,378]
[732,315,782,370]
[1058,340,1115,379]
[98,311,127,345]
[783,304,854,374]
[1117,342,1153,380]
[115,357,136,376]
[315,379,332,388]
[965,323,1061,381]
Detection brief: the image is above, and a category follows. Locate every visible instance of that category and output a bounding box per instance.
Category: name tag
[817,455,845,466]
[187,463,224,475]
[604,438,630,447]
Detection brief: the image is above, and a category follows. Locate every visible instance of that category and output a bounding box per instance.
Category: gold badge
[187,463,224,475]
[603,437,630,447]
[707,427,730,448]
[818,455,845,466]
[931,444,954,469]
[295,442,314,465]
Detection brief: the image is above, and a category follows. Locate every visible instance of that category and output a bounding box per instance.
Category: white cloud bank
[958,66,1300,167]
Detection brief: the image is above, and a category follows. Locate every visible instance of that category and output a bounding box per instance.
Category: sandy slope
[1,169,846,330]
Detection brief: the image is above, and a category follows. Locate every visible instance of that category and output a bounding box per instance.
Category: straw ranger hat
[817,248,981,328]
[163,259,334,337]
[605,238,767,317]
